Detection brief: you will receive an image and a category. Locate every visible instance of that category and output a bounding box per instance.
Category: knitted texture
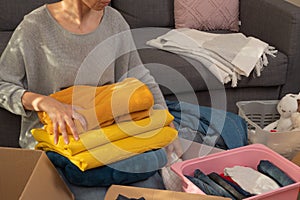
[174,0,239,31]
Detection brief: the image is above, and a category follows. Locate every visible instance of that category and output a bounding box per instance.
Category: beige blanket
[147,28,277,87]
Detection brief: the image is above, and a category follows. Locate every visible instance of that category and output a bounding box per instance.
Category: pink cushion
[174,0,239,31]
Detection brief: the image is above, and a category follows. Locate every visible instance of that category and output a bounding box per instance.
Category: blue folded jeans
[208,172,247,200]
[257,160,295,187]
[185,175,226,197]
[47,148,167,187]
[166,100,248,149]
[193,169,235,199]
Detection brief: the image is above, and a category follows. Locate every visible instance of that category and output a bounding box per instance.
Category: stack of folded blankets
[31,78,177,186]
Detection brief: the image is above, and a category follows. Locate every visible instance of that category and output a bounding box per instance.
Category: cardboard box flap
[0,148,41,200]
[105,185,230,200]
[20,152,74,200]
[0,147,74,200]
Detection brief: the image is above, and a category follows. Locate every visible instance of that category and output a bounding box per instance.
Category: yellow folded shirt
[32,109,174,156]
[36,126,178,171]
[38,78,154,134]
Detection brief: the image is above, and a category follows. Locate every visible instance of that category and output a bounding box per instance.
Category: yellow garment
[35,127,178,171]
[38,78,154,134]
[32,110,174,156]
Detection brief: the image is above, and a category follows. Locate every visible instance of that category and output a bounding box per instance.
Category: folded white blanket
[147,28,277,87]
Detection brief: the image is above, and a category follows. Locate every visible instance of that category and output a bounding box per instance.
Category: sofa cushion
[110,0,174,28]
[131,28,288,94]
[0,108,21,147]
[174,0,239,31]
[0,32,13,56]
[0,0,59,31]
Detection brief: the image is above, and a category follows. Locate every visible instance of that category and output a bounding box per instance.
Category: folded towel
[32,109,174,156]
[38,78,154,134]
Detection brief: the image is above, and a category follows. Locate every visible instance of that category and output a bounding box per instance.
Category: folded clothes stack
[186,160,295,199]
[31,78,177,186]
[46,149,167,187]
[38,78,155,134]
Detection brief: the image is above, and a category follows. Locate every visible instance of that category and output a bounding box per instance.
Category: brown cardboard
[0,147,74,200]
[285,0,300,7]
[105,185,230,200]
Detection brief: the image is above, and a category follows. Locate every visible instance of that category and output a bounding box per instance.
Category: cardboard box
[0,147,74,200]
[105,185,230,200]
[285,0,300,7]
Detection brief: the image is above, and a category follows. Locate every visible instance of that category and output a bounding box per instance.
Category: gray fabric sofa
[1,0,300,148]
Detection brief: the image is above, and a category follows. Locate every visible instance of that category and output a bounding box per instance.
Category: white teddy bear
[291,112,300,131]
[276,93,300,131]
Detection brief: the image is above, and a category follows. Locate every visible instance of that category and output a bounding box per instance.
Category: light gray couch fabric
[111,0,174,28]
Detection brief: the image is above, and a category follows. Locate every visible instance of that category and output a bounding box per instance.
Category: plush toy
[291,97,300,131]
[276,93,300,131]
[291,112,300,131]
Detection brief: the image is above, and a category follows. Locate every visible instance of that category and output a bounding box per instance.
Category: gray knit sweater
[0,5,167,149]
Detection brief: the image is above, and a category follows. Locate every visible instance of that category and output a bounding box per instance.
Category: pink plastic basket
[171,144,300,200]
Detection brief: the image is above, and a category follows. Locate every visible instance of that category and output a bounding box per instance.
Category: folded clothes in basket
[224,166,280,194]
[257,160,295,187]
[186,160,296,199]
[193,169,236,199]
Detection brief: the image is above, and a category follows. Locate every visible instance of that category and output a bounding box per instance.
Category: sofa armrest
[240,0,300,95]
[0,107,21,148]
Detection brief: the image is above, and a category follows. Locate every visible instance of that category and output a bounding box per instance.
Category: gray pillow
[0,0,59,31]
[111,0,174,28]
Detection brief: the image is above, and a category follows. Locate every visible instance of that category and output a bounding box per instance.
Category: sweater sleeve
[0,24,29,116]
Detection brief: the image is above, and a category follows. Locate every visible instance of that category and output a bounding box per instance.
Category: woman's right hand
[22,91,87,144]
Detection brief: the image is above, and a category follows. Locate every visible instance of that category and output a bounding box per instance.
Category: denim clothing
[46,148,167,187]
[220,174,253,197]
[193,169,236,199]
[56,168,165,200]
[257,160,296,187]
[116,194,145,200]
[185,175,227,197]
[224,166,280,194]
[166,101,248,149]
[208,172,247,200]
[178,127,228,150]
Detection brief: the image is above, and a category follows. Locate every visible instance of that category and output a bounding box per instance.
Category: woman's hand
[22,91,87,144]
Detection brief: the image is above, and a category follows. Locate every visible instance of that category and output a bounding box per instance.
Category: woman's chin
[93,2,110,11]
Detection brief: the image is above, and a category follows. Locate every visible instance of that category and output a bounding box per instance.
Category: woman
[0,0,179,151]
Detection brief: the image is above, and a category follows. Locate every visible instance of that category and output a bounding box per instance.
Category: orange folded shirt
[38,78,154,134]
